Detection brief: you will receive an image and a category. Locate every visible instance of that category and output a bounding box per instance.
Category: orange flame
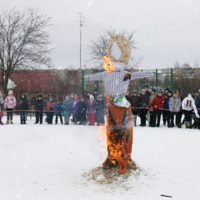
[102,56,114,71]
[95,103,122,167]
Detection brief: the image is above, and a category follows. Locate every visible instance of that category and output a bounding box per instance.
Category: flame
[95,102,122,167]
[102,56,114,71]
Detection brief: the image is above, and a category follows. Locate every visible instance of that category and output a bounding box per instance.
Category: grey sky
[1,0,200,70]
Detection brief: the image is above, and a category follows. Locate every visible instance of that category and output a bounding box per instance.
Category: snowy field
[0,116,200,200]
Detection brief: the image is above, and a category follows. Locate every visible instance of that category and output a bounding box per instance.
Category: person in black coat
[162,88,169,125]
[145,85,151,98]
[93,89,98,100]
[95,95,105,126]
[19,93,29,124]
[130,90,140,126]
[125,90,131,102]
[34,95,45,124]
[139,89,149,126]
[78,97,87,125]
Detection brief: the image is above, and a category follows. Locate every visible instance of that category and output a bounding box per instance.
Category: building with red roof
[0,71,71,104]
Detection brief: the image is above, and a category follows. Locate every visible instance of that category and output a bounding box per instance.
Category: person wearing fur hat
[95,94,105,126]
[182,94,199,128]
[0,91,5,125]
[87,95,96,125]
[78,97,87,125]
[4,90,16,124]
[148,89,156,126]
[44,97,55,124]
[147,90,165,127]
[71,94,79,124]
[54,100,63,124]
[19,93,29,124]
[130,90,140,126]
[62,96,71,125]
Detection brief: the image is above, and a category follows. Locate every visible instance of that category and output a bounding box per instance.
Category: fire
[95,125,107,157]
[95,106,122,167]
[102,56,114,71]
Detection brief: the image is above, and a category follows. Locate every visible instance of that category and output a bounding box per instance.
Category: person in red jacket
[147,91,165,127]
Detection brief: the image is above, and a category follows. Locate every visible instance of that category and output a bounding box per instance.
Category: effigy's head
[103,35,131,71]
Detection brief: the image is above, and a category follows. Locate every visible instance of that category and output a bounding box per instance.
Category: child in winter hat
[62,96,71,125]
[71,94,79,124]
[4,90,16,125]
[54,99,63,125]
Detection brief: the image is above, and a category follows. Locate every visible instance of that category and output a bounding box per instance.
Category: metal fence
[141,68,173,93]
[82,69,105,95]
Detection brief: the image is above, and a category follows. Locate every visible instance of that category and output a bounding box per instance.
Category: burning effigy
[85,35,154,174]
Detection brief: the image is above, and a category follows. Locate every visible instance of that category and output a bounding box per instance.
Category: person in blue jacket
[54,100,63,124]
[62,96,71,125]
[71,94,79,124]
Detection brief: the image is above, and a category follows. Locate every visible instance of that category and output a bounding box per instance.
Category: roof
[0,71,70,93]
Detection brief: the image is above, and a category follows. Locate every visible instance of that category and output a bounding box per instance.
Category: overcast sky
[1,0,200,70]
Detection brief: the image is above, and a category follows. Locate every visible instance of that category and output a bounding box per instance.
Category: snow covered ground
[0,116,200,200]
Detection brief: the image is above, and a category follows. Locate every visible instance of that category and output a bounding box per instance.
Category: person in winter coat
[78,97,87,125]
[195,94,200,115]
[4,90,16,124]
[71,94,79,124]
[34,95,45,124]
[165,90,172,127]
[130,90,140,126]
[93,89,98,100]
[0,91,5,125]
[182,94,199,128]
[54,100,63,124]
[95,94,105,126]
[125,90,131,102]
[147,91,165,127]
[194,93,199,100]
[139,89,149,126]
[145,85,151,97]
[169,92,181,128]
[62,96,71,125]
[148,89,156,126]
[19,93,29,124]
[87,95,96,125]
[162,88,169,125]
[81,90,89,104]
[44,97,55,124]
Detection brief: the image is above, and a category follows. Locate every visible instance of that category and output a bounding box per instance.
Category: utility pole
[73,13,86,71]
[73,13,86,94]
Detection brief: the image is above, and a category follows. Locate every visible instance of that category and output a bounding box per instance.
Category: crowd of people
[128,86,200,129]
[0,89,105,126]
[0,87,200,129]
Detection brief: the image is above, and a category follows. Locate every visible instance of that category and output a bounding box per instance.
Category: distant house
[0,71,71,105]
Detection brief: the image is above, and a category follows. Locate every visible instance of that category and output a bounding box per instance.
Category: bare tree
[88,28,143,70]
[0,8,53,96]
